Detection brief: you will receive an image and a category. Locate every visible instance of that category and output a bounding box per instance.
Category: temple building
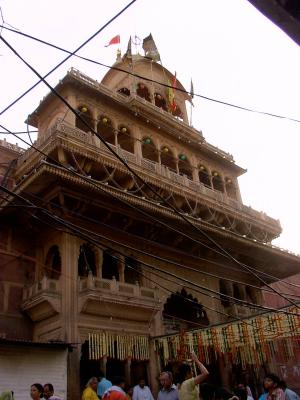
[1,35,300,399]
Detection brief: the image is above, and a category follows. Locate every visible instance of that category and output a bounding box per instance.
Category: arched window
[198,165,211,187]
[160,146,177,172]
[76,105,93,133]
[124,257,141,284]
[102,251,119,280]
[136,83,151,102]
[225,177,237,199]
[45,245,61,280]
[78,244,96,277]
[141,137,158,163]
[117,87,130,96]
[97,115,115,145]
[154,93,168,111]
[212,171,224,192]
[163,288,209,332]
[118,125,134,153]
[178,155,193,180]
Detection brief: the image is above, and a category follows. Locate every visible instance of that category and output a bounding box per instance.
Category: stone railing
[22,276,61,301]
[16,120,279,229]
[79,275,158,300]
[0,138,25,153]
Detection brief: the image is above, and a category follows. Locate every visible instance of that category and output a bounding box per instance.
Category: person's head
[159,372,173,390]
[30,384,43,400]
[43,384,54,400]
[138,378,146,389]
[177,363,192,384]
[278,381,287,391]
[233,388,247,400]
[264,374,280,392]
[87,377,98,392]
[111,376,126,389]
[237,384,246,391]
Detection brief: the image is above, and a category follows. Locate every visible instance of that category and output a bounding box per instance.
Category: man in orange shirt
[102,377,127,400]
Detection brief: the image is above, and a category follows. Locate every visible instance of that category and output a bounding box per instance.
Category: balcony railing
[78,275,158,300]
[23,276,61,301]
[16,120,279,230]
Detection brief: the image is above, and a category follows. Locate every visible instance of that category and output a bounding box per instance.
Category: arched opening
[225,178,237,199]
[118,125,134,153]
[102,251,119,280]
[78,244,96,277]
[124,257,141,285]
[97,115,115,145]
[76,106,93,133]
[117,87,130,96]
[160,146,177,172]
[154,93,168,111]
[178,155,193,180]
[163,288,209,333]
[198,165,211,187]
[212,171,224,192]
[141,137,159,163]
[45,245,61,280]
[136,83,151,102]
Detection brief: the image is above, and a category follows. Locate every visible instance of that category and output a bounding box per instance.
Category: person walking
[82,377,99,400]
[98,372,112,399]
[176,352,209,400]
[133,378,154,400]
[157,372,178,400]
[263,374,285,400]
[43,383,62,400]
[102,376,127,400]
[30,384,43,400]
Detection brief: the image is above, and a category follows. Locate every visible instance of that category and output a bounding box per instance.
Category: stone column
[125,358,131,384]
[118,255,125,282]
[95,248,103,278]
[61,232,80,400]
[64,92,77,126]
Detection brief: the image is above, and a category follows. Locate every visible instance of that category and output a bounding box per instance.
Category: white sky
[0,0,299,254]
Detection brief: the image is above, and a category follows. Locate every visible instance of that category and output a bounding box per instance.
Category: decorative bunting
[88,332,149,361]
[154,305,300,367]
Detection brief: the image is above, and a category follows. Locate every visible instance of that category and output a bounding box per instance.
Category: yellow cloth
[82,387,99,400]
[178,378,199,400]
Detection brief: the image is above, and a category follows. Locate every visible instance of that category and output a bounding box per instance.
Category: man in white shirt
[132,379,154,400]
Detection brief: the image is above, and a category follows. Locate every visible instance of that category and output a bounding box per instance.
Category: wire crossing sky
[0,0,299,254]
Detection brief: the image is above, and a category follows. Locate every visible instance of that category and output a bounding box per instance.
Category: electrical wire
[1,38,297,311]
[0,0,137,118]
[1,182,299,319]
[1,24,300,124]
[2,122,300,301]
[10,189,300,300]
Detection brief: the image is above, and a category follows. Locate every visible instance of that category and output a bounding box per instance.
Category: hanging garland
[88,332,149,361]
[154,305,300,367]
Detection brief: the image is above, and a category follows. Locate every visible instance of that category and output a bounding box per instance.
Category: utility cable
[2,122,299,302]
[12,189,300,299]
[0,0,137,118]
[1,24,300,124]
[1,38,296,311]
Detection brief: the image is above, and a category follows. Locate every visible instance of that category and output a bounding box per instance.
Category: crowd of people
[1,353,299,400]
[81,353,300,400]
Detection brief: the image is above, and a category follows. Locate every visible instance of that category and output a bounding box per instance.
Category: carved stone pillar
[118,255,125,282]
[125,357,131,384]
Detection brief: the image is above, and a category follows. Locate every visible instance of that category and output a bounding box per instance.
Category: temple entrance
[80,341,100,390]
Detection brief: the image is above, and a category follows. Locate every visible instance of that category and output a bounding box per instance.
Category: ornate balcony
[78,274,160,322]
[22,276,61,322]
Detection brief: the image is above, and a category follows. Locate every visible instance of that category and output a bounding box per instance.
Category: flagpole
[190,79,194,127]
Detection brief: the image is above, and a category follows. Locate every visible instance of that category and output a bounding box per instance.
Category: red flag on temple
[105,35,120,47]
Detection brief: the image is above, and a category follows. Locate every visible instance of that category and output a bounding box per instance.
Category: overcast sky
[0,0,299,254]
